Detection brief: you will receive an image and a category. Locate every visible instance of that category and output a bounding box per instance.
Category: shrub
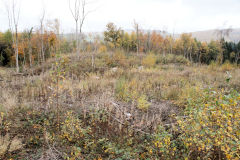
[162,85,181,101]
[208,60,218,70]
[115,77,141,103]
[137,95,151,111]
[175,55,190,64]
[156,54,189,64]
[221,60,235,71]
[176,84,203,106]
[152,126,177,159]
[98,45,107,53]
[115,78,130,102]
[105,51,128,68]
[142,54,157,68]
[177,89,240,159]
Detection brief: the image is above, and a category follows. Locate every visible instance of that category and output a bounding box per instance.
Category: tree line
[104,23,240,65]
[1,0,89,72]
[1,22,240,69]
[0,20,74,68]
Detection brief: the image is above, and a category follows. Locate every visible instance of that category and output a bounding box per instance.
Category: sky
[0,0,240,33]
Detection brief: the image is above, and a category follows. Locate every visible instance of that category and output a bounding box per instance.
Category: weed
[137,95,151,111]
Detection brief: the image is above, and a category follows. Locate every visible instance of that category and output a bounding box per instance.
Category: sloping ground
[176,28,240,42]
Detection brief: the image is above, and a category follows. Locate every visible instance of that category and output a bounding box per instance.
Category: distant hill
[127,28,240,43]
[182,28,240,42]
[125,28,240,42]
[62,28,240,43]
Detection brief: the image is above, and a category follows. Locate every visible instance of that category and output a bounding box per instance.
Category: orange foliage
[48,32,57,47]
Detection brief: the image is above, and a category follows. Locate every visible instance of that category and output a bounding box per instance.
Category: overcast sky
[0,0,240,33]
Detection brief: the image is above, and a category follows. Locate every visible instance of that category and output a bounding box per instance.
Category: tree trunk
[76,21,79,57]
[15,26,19,73]
[236,52,239,64]
[28,39,32,67]
[184,48,187,59]
[41,24,45,63]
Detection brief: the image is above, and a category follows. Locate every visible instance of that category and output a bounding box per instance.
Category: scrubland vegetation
[0,3,240,158]
[0,49,240,159]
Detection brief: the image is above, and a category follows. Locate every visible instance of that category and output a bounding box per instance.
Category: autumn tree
[129,32,137,51]
[0,30,13,66]
[47,19,61,54]
[180,33,192,59]
[21,28,33,67]
[150,31,164,54]
[104,23,122,49]
[27,28,33,67]
[0,32,11,66]
[199,42,209,63]
[121,32,130,52]
[207,40,221,64]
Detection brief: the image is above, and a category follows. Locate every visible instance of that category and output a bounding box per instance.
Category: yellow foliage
[177,89,240,159]
[142,54,157,68]
[176,84,203,106]
[98,45,107,53]
[137,95,150,111]
[221,61,235,71]
[112,51,128,67]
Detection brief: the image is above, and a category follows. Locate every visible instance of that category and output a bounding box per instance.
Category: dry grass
[0,52,239,159]
[0,134,24,156]
[0,90,17,113]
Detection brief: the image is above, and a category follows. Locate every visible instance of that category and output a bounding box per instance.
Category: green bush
[176,89,240,159]
[156,54,189,64]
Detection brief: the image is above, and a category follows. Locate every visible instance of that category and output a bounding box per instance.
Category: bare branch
[4,0,21,73]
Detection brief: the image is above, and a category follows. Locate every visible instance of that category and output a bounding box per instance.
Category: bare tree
[90,33,100,69]
[79,0,87,35]
[27,28,33,67]
[69,0,92,56]
[55,19,61,54]
[5,0,21,73]
[170,22,176,55]
[69,0,81,56]
[133,20,140,54]
[79,0,90,51]
[40,8,45,63]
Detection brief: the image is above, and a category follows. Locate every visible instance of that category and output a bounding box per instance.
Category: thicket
[1,23,240,70]
[104,23,240,65]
